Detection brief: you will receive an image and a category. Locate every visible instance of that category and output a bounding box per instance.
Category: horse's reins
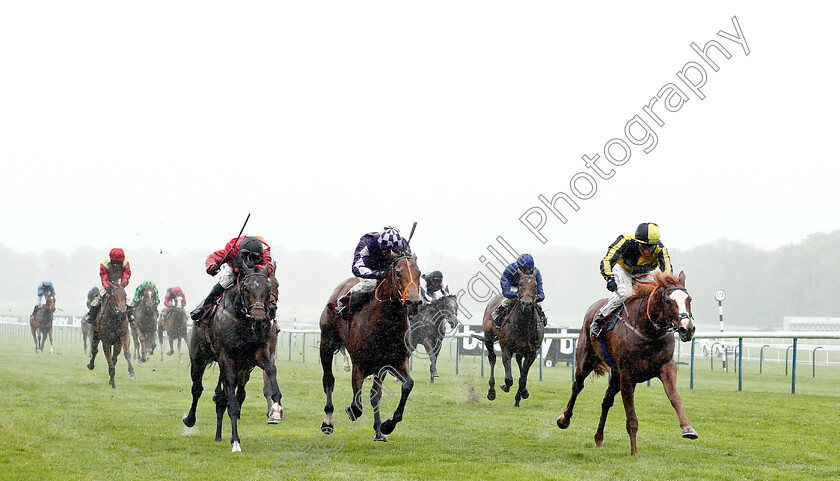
[498,271,538,330]
[374,256,417,305]
[222,272,270,322]
[618,279,692,341]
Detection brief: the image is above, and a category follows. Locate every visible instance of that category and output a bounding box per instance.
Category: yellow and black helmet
[634,222,661,245]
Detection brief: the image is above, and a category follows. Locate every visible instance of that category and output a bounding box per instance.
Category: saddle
[341,290,376,321]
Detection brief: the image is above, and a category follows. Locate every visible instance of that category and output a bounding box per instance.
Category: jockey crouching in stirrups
[334,226,411,320]
[591,222,673,339]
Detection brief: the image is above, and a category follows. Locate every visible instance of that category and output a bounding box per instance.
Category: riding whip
[407,221,418,245]
[218,213,251,266]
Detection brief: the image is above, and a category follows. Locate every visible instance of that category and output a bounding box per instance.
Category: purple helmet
[377,226,404,251]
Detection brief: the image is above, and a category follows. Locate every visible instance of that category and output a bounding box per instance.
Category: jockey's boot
[491,305,505,329]
[190,299,207,323]
[590,313,605,339]
[536,304,548,327]
[334,292,352,320]
[190,283,224,324]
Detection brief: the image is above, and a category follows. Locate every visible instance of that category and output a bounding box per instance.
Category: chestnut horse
[482,268,544,407]
[87,285,136,388]
[134,285,158,363]
[30,294,56,355]
[182,263,282,453]
[159,292,189,363]
[556,271,697,457]
[407,294,460,383]
[319,254,421,441]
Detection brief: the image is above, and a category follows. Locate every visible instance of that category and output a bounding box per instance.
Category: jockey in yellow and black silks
[591,222,672,339]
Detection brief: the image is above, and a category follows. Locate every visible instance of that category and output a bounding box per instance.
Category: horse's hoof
[374,432,388,442]
[168,350,174,356]
[231,441,241,453]
[345,405,361,421]
[520,389,529,399]
[87,363,94,371]
[432,371,439,378]
[320,422,334,434]
[557,415,570,429]
[380,419,396,435]
[271,403,283,421]
[514,400,520,407]
[682,427,698,439]
[500,384,510,393]
[129,372,137,379]
[487,390,496,401]
[267,417,279,425]
[183,414,196,428]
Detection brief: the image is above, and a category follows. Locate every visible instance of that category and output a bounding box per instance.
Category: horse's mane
[627,272,680,302]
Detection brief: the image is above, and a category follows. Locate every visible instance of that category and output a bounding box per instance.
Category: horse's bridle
[644,286,694,333]
[375,255,417,305]
[235,272,271,320]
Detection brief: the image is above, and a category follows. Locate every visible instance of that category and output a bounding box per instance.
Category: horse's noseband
[654,287,694,332]
[237,272,270,320]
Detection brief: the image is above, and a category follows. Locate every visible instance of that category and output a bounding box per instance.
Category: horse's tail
[592,361,610,378]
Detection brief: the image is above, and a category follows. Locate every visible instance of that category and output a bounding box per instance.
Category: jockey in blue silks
[490,253,547,328]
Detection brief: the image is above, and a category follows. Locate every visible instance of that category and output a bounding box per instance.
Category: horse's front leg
[218,354,243,452]
[371,372,387,441]
[485,334,497,401]
[103,343,117,389]
[619,372,639,457]
[256,347,283,425]
[87,333,100,370]
[320,335,338,434]
[122,332,136,379]
[183,354,209,428]
[345,365,365,423]
[47,329,54,355]
[514,352,537,407]
[379,360,414,438]
[660,360,698,439]
[31,325,39,354]
[422,337,440,382]
[500,349,514,394]
[594,370,621,448]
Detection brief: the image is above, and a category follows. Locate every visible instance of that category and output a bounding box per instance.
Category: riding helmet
[377,226,404,251]
[517,253,535,270]
[109,248,125,261]
[634,222,661,245]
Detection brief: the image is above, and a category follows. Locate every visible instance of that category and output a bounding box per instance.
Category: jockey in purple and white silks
[335,226,412,318]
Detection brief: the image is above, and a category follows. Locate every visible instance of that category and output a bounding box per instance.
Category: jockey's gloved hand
[208,264,221,276]
[375,270,388,280]
[606,279,617,292]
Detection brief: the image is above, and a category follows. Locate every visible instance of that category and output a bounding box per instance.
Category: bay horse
[482,268,544,407]
[407,294,460,383]
[556,271,697,457]
[319,254,422,441]
[158,292,189,363]
[87,285,136,388]
[134,285,158,363]
[182,263,282,453]
[30,294,56,355]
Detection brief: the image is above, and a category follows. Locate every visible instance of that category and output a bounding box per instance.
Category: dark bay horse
[30,294,55,355]
[482,268,544,407]
[407,294,460,383]
[134,285,158,363]
[87,285,136,388]
[159,292,189,363]
[556,271,697,457]
[183,263,282,453]
[319,254,422,441]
